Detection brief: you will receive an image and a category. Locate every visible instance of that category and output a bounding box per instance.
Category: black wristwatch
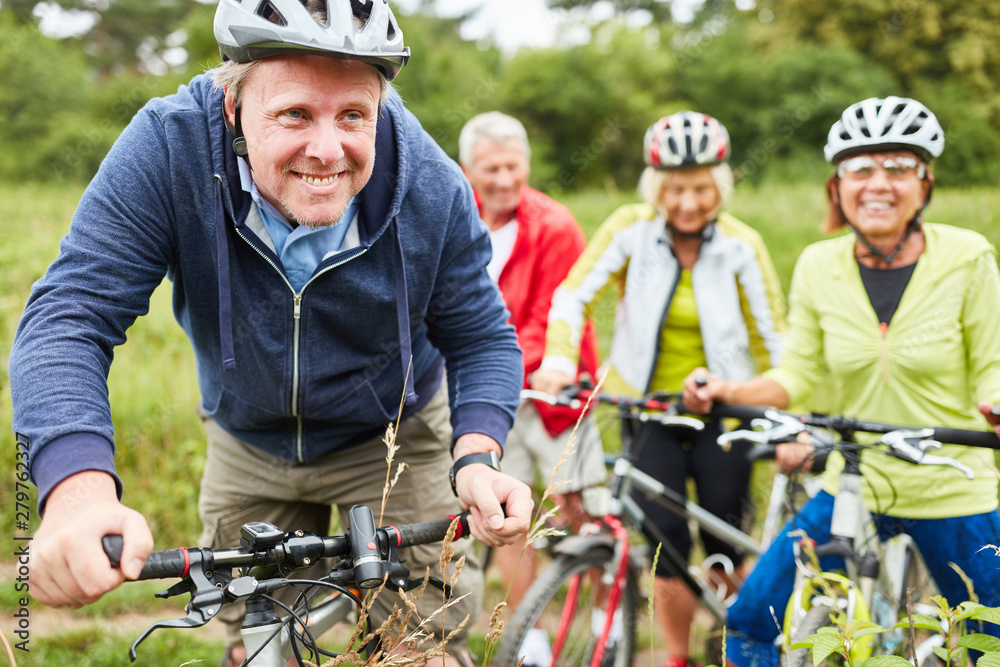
[449,451,501,496]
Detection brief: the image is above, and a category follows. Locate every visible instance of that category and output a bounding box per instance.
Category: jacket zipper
[644,261,684,395]
[234,226,367,462]
[879,320,890,384]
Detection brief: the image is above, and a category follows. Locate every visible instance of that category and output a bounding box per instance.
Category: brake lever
[127,549,227,661]
[881,430,975,479]
[717,410,806,451]
[519,388,582,410]
[655,414,706,430]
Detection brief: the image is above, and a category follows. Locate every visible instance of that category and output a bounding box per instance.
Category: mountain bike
[495,389,766,667]
[102,504,472,666]
[713,406,1000,667]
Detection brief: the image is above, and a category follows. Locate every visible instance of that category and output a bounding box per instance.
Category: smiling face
[659,167,720,234]
[834,151,930,243]
[461,138,529,230]
[225,55,380,227]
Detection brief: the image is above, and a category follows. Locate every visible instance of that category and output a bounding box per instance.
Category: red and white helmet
[824,96,944,164]
[644,111,731,169]
[214,0,410,79]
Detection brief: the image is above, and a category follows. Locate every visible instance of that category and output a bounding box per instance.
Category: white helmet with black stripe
[214,0,410,80]
[824,96,944,164]
[643,111,731,169]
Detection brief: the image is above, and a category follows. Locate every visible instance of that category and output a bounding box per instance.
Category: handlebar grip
[394,513,471,548]
[102,534,124,568]
[102,534,189,580]
[707,404,772,422]
[747,444,777,461]
[932,427,1000,449]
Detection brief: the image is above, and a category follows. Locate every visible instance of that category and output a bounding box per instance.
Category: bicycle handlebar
[705,404,1000,449]
[103,512,472,581]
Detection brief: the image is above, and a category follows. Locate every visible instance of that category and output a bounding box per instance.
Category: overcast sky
[29,0,719,55]
[394,0,696,53]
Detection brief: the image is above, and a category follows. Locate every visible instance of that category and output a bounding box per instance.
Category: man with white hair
[460,111,607,666]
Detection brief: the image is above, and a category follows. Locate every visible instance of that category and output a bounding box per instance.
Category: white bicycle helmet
[644,111,731,169]
[824,96,944,164]
[214,0,410,79]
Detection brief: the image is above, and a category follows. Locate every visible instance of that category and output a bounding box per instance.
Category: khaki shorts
[196,384,481,654]
[502,400,607,492]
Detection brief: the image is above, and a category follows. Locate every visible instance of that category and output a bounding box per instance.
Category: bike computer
[240,521,284,550]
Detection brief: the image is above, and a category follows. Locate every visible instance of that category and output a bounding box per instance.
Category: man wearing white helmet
[684,96,1000,667]
[534,111,786,667]
[9,1,532,665]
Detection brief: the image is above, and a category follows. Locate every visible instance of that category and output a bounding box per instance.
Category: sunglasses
[837,155,927,181]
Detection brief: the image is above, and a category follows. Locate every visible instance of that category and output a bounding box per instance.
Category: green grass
[13,626,224,666]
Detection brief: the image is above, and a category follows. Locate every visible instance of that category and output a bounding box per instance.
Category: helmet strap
[848,216,921,265]
[666,219,716,241]
[226,106,252,170]
[835,179,931,265]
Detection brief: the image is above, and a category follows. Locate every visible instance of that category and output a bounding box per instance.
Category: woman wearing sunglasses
[683,96,1000,667]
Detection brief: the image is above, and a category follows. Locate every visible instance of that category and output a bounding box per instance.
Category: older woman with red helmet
[534,111,786,667]
[684,96,1000,666]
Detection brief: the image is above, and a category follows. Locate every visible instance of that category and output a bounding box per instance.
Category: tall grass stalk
[649,543,662,667]
[484,371,608,664]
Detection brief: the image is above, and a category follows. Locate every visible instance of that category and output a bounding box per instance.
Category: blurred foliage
[675,12,897,183]
[393,12,504,158]
[0,0,998,187]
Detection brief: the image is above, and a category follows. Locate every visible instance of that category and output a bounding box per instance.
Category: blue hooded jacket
[10,71,522,509]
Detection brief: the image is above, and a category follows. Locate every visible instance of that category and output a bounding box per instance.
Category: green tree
[0,13,100,181]
[391,11,503,158]
[675,12,896,182]
[2,0,201,77]
[500,21,680,194]
[759,0,1000,183]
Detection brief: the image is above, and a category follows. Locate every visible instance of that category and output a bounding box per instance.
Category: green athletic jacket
[766,222,1000,518]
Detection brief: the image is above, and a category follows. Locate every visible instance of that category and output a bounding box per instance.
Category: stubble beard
[280,161,362,228]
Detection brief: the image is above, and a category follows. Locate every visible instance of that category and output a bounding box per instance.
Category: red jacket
[478,186,601,437]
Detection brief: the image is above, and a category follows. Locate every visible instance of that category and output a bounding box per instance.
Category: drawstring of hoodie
[214,176,238,371]
[392,217,417,407]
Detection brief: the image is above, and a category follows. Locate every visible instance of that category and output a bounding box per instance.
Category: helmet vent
[350,0,373,29]
[258,1,288,26]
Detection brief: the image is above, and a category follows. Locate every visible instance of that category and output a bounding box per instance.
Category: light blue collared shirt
[238,158,358,292]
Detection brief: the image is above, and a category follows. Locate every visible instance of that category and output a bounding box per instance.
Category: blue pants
[727,491,1000,667]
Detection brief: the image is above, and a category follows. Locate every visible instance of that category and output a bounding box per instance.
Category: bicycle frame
[784,445,939,663]
[555,398,764,629]
[711,407,1000,666]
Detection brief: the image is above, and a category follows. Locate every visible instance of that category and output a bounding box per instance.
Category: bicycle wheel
[494,549,638,667]
[782,603,839,667]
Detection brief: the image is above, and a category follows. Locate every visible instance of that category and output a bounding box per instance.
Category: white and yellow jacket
[541,203,787,396]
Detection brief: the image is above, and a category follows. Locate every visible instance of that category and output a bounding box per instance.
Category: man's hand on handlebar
[31,471,153,608]
[452,434,532,548]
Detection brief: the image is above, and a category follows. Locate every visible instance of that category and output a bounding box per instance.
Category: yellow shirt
[650,269,708,393]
